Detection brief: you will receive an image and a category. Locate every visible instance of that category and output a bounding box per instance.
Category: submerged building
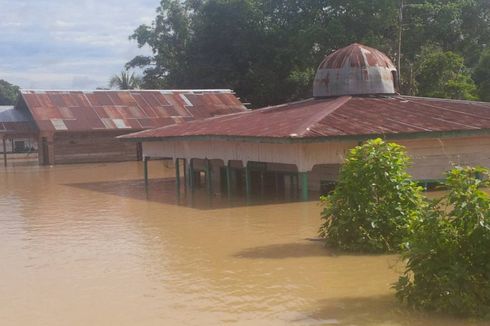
[0,105,38,166]
[120,43,490,200]
[0,89,246,165]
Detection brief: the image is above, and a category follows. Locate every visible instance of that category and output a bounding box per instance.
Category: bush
[395,166,490,318]
[319,138,425,253]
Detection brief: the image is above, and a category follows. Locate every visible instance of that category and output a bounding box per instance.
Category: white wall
[399,136,490,180]
[143,140,355,172]
[142,135,490,184]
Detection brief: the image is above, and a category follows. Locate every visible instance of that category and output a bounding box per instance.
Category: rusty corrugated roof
[313,43,396,98]
[20,89,246,132]
[0,106,37,136]
[319,43,395,70]
[120,95,490,142]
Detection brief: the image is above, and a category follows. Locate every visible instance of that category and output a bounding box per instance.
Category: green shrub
[395,166,490,318]
[319,138,425,253]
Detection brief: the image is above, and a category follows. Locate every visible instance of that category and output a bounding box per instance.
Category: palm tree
[109,71,142,90]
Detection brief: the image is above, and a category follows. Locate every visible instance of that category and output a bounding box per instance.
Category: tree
[0,79,20,105]
[109,71,142,90]
[319,138,425,253]
[127,0,321,107]
[128,0,489,106]
[414,47,478,100]
[473,49,490,102]
[399,0,490,92]
[395,166,490,317]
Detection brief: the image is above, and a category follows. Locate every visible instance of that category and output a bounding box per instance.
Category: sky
[0,0,158,90]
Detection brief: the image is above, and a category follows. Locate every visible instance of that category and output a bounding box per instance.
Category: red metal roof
[0,106,37,136]
[121,96,490,141]
[313,43,397,98]
[319,43,395,70]
[20,90,246,132]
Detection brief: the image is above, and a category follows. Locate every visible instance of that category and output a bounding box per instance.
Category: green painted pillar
[189,159,194,190]
[299,172,309,201]
[226,162,231,197]
[260,172,265,196]
[175,158,181,195]
[182,159,187,192]
[2,138,7,167]
[245,164,251,198]
[274,172,279,192]
[205,159,212,194]
[144,156,149,187]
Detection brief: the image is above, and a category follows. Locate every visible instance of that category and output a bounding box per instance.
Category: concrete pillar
[260,171,265,196]
[183,159,187,192]
[211,160,222,193]
[189,159,194,190]
[2,137,6,167]
[274,172,279,192]
[226,161,231,197]
[144,156,149,187]
[205,159,211,194]
[245,163,251,198]
[175,158,181,195]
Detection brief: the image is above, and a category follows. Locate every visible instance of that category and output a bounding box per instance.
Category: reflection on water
[0,161,484,325]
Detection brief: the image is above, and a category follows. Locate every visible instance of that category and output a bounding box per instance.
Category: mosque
[118,43,490,200]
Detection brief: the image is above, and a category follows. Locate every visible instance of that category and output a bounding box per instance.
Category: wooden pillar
[144,156,149,188]
[299,172,309,201]
[39,133,54,165]
[2,137,7,167]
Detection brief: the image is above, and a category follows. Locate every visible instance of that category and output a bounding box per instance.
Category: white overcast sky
[0,0,157,90]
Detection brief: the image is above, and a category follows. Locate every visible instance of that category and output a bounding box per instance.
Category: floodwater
[0,161,486,325]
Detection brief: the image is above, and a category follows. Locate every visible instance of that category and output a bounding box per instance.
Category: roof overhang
[119,128,490,144]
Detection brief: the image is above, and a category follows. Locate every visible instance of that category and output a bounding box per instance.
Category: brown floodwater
[0,161,486,325]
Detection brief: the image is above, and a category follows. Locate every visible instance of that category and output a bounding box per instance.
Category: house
[0,89,246,165]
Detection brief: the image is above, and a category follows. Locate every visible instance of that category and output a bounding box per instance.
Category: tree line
[126,0,490,107]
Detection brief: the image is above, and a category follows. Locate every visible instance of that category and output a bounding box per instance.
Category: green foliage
[319,138,425,253]
[128,0,490,106]
[414,47,478,100]
[395,166,490,318]
[0,79,20,105]
[109,71,142,90]
[473,49,490,102]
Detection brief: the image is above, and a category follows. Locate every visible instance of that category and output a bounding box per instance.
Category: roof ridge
[121,98,318,139]
[297,96,351,137]
[20,89,234,94]
[255,97,315,112]
[118,108,253,139]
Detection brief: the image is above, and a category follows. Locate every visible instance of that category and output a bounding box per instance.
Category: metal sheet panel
[122,96,490,141]
[0,106,37,135]
[313,43,396,98]
[20,89,246,133]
